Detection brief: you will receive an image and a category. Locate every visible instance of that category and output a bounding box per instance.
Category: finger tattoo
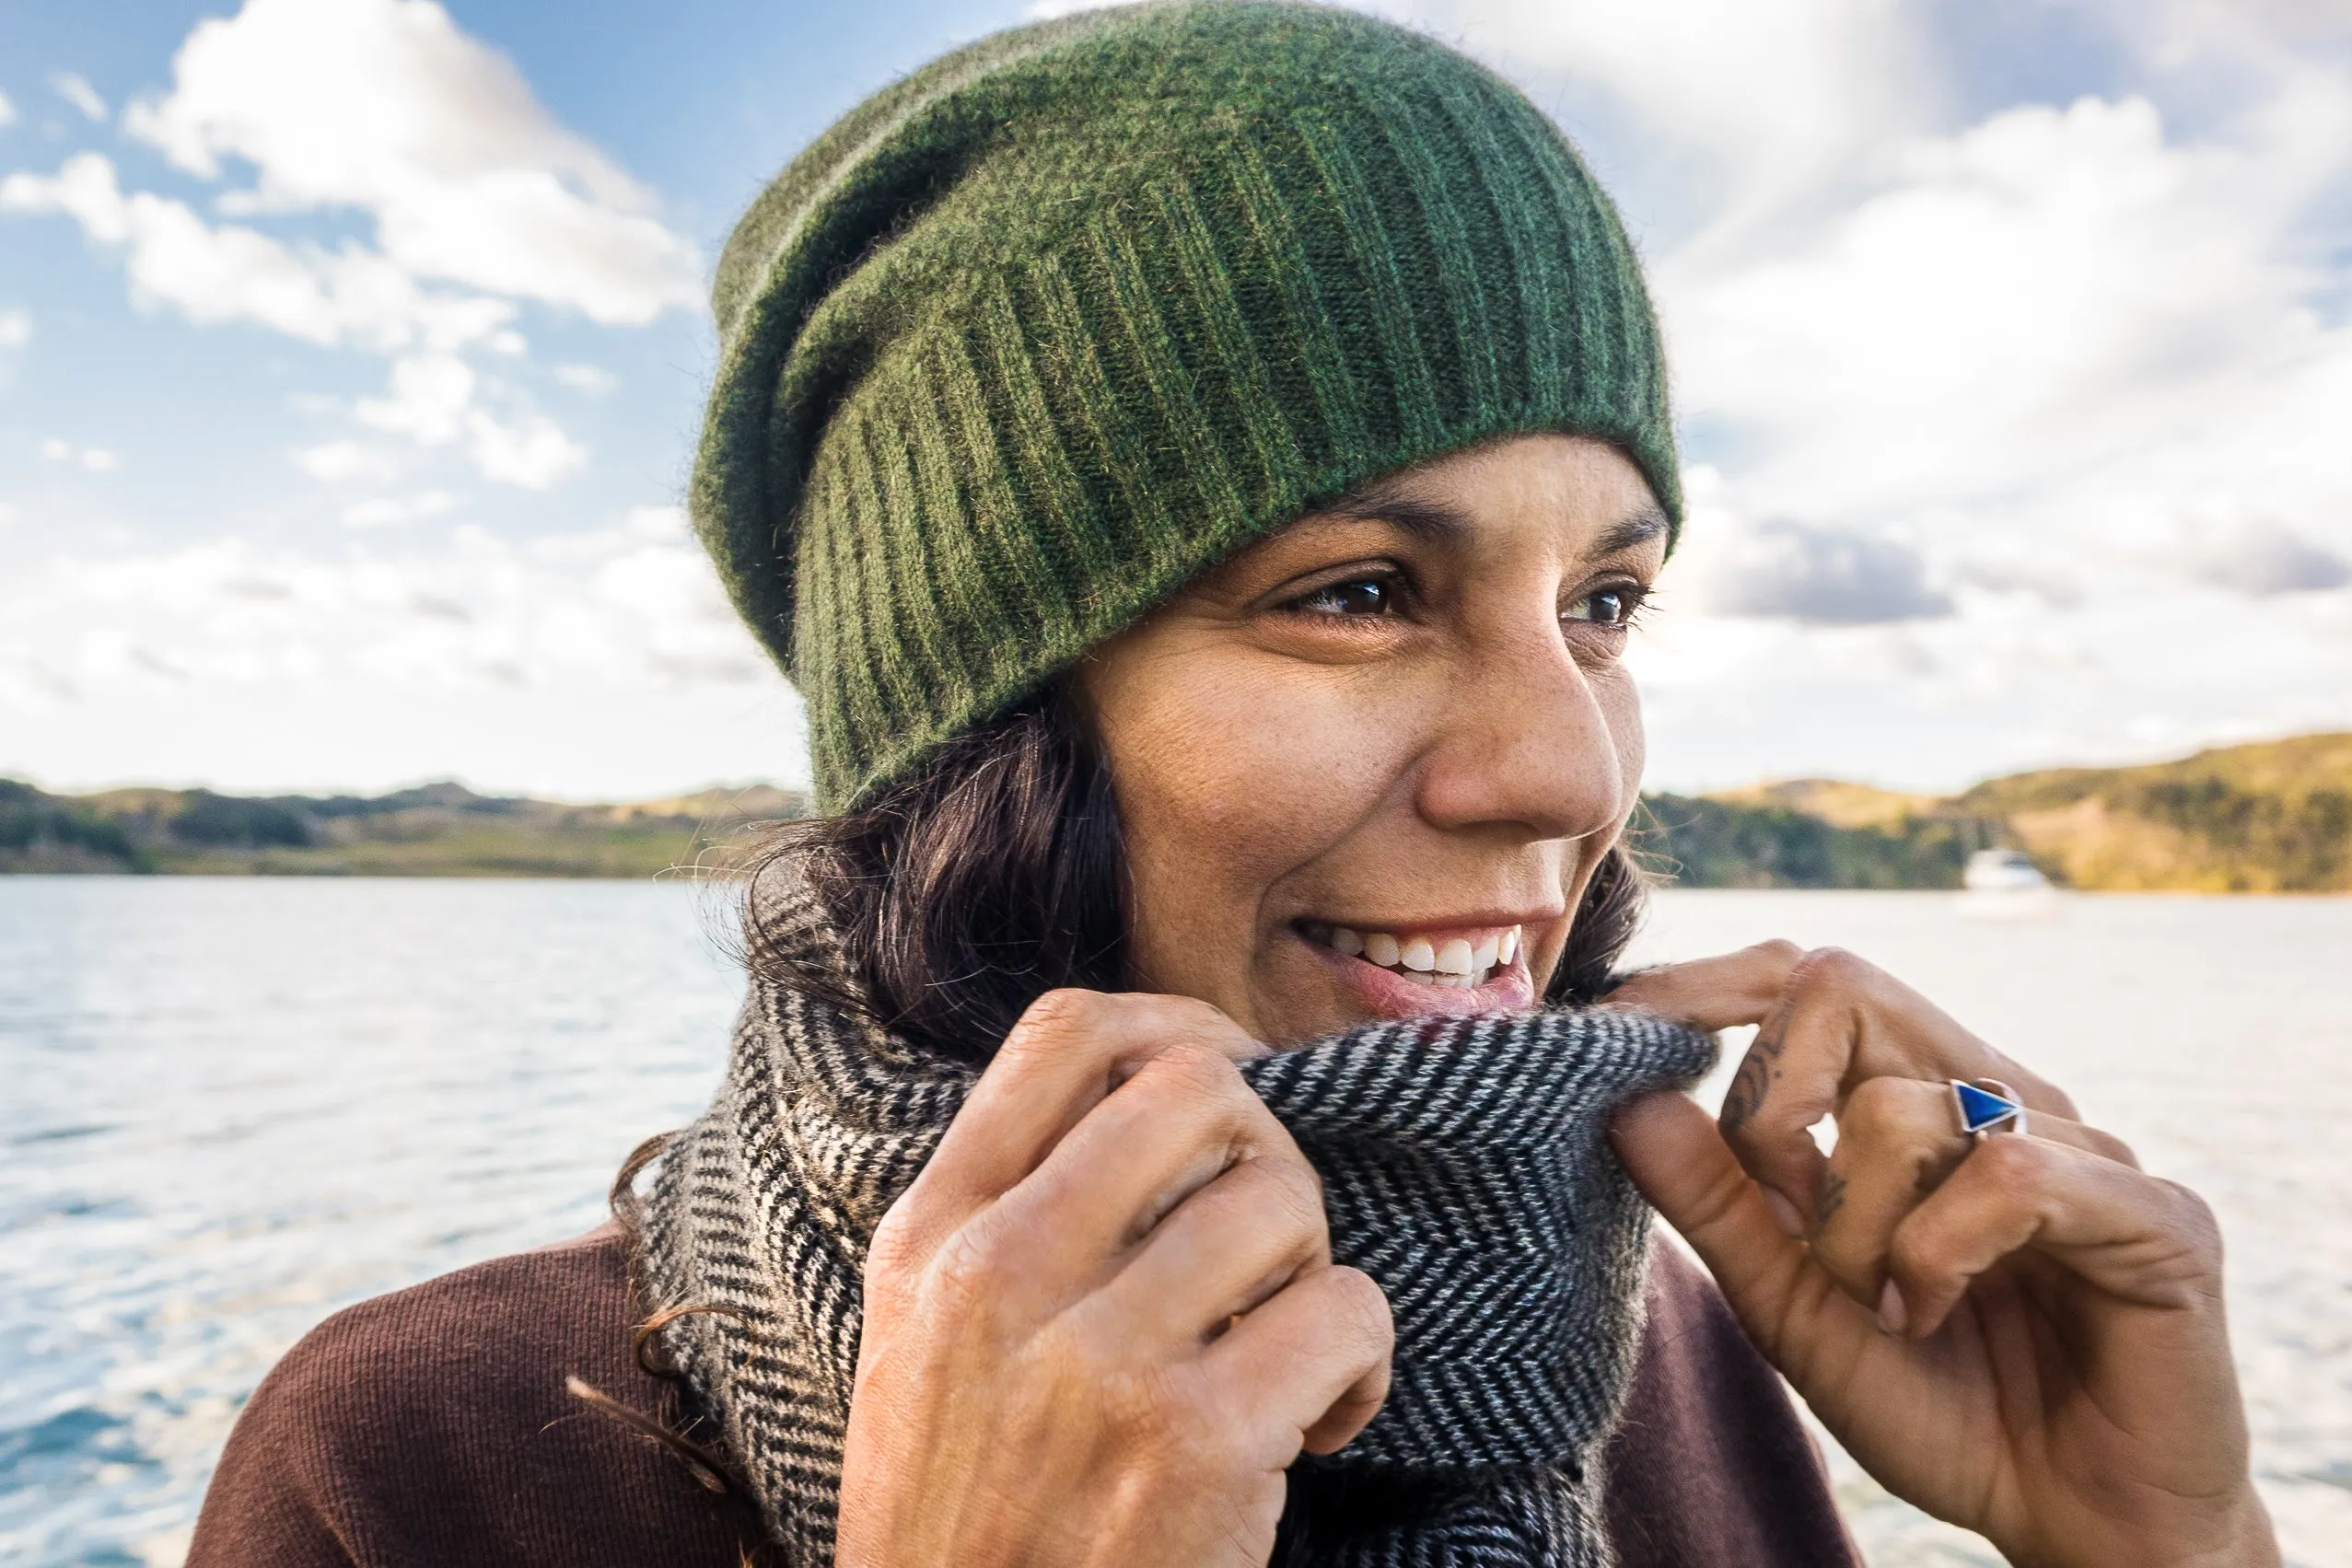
[1721,1051,1776,1134]
[1811,1170,1847,1234]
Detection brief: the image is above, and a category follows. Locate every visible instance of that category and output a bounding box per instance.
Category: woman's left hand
[1606,943,2278,1568]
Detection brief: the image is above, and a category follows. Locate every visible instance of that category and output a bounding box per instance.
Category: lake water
[2,879,2346,1567]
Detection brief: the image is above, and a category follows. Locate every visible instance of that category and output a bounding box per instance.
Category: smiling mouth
[1298,920,1523,989]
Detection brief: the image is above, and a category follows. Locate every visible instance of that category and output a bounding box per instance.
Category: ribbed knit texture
[693,1,1680,808]
[636,878,1717,1565]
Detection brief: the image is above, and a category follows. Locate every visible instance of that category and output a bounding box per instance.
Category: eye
[1289,573,1400,617]
[1563,582,1648,628]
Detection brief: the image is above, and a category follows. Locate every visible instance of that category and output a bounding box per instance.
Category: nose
[1413,620,1633,843]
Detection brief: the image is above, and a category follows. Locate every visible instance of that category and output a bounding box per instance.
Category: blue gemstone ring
[1951,1078,2028,1141]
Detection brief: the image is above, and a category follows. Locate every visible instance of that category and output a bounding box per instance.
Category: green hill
[6,732,2346,889]
[0,779,809,877]
[1953,733,2352,892]
[1636,793,1994,890]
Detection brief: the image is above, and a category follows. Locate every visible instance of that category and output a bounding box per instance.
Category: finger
[1092,1148,1328,1344]
[1608,1091,1877,1379]
[910,991,1265,1234]
[1808,1076,1969,1305]
[1203,1263,1393,1458]
[1724,949,2085,1226]
[993,1042,1309,1290]
[1885,1133,2225,1341]
[1604,941,1805,1031]
[1814,1079,2143,1305]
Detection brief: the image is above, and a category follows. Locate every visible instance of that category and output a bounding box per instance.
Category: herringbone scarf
[637,884,1715,1565]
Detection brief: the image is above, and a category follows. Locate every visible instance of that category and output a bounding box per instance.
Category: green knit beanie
[694,0,1679,810]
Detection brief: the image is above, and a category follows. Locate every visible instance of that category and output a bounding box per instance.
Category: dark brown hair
[740,687,1648,1061]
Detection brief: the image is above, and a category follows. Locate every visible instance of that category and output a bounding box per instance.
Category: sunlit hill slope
[5,734,2346,889]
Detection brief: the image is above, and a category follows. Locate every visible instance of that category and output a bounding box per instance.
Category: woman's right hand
[835,989,1395,1568]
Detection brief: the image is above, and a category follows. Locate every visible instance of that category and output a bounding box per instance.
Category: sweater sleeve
[186,1225,769,1568]
[185,1335,366,1568]
[1602,1242,1865,1568]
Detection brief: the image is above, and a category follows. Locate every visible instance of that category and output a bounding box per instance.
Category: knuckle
[1750,938,1806,967]
[1319,1265,1397,1355]
[865,1200,926,1284]
[1839,1074,1916,1140]
[1131,1040,1245,1100]
[926,1210,1020,1308]
[2086,1127,2139,1167]
[1006,986,1108,1051]
[1971,1132,2051,1183]
[1146,991,1250,1038]
[1793,945,1873,994]
[2157,1179,2225,1260]
[1240,1151,1328,1238]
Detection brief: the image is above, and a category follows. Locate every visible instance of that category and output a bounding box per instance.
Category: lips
[1297,918,1538,1019]
[1302,920,1522,988]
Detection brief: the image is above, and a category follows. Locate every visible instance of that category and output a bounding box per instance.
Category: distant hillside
[1954,733,2352,892]
[0,779,809,877]
[1637,792,1995,890]
[1649,732,2352,892]
[6,732,2346,889]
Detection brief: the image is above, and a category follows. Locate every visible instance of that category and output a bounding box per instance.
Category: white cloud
[2,1,699,493]
[0,308,28,349]
[355,353,476,443]
[1392,0,1926,242]
[1359,0,2352,784]
[41,437,119,471]
[0,153,516,353]
[343,489,454,528]
[354,353,584,487]
[464,411,584,488]
[1659,94,2352,524]
[123,0,698,324]
[51,72,108,123]
[0,521,768,718]
[4,157,578,488]
[294,440,398,483]
[0,90,17,129]
[552,362,616,396]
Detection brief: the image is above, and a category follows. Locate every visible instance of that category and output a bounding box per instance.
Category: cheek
[1099,663,1405,974]
[1595,664,1646,800]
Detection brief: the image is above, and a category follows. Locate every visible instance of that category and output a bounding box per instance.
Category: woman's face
[1077,434,1668,1048]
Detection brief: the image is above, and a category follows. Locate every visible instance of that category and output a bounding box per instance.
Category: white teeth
[1321,923,1523,988]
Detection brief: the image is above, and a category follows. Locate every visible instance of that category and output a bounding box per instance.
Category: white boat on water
[1963,848,2049,892]
[1959,848,2060,918]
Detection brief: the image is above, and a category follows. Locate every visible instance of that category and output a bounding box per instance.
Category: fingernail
[1877,1279,1909,1337]
[1763,1189,1804,1237]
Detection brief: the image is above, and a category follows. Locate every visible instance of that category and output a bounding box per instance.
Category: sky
[3,0,2349,800]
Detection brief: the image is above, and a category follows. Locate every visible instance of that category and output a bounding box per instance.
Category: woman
[189,6,2276,1566]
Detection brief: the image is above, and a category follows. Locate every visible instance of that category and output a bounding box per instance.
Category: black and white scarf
[636,884,1714,1565]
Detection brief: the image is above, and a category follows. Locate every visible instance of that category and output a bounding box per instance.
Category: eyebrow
[1321,494,1673,558]
[1592,505,1671,557]
[1322,494,1472,540]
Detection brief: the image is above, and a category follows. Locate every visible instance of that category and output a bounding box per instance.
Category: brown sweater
[187,1225,1859,1567]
